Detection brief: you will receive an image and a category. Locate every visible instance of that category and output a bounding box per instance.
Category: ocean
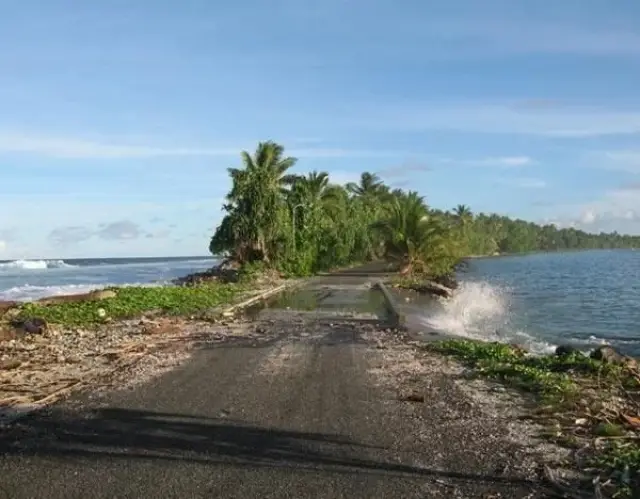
[414,249,640,356]
[2,251,639,356]
[0,256,218,302]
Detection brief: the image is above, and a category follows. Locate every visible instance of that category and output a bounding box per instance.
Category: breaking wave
[0,259,76,271]
[417,281,557,355]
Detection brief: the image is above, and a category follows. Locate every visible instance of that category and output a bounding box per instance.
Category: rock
[0,359,21,370]
[141,319,180,336]
[0,326,16,341]
[172,260,242,286]
[0,300,19,317]
[433,273,459,290]
[556,345,580,357]
[508,344,528,356]
[35,288,116,307]
[590,346,638,369]
[591,346,623,364]
[90,290,117,300]
[13,317,48,335]
[622,356,639,370]
[400,392,425,403]
[412,280,454,299]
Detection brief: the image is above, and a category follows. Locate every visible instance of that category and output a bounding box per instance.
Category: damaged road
[0,267,563,498]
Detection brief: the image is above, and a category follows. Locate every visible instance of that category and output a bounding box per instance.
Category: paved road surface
[0,265,550,498]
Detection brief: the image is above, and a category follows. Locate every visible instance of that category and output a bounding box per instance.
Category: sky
[1,0,640,259]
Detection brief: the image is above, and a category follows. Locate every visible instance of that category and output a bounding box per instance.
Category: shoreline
[379,276,640,497]
[0,265,296,425]
[0,263,638,496]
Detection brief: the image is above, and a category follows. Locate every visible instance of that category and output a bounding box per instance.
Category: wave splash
[417,281,556,355]
[0,259,76,271]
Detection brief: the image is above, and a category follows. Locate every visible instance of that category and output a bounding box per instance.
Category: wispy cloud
[594,150,640,173]
[48,220,145,246]
[426,21,640,58]
[0,133,408,160]
[48,226,94,246]
[435,155,535,169]
[358,103,640,138]
[458,156,534,167]
[376,160,432,178]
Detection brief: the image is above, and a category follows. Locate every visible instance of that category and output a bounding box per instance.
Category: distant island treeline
[207,141,638,278]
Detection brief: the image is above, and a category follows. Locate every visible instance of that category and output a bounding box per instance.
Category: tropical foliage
[210,141,640,277]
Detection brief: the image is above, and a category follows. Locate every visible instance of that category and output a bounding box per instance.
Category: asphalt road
[0,265,550,498]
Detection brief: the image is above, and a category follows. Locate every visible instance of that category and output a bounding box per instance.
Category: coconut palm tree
[286,171,342,247]
[371,191,457,276]
[211,141,297,263]
[453,204,473,226]
[346,172,385,199]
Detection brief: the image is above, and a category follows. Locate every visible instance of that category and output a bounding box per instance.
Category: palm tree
[289,171,339,211]
[287,171,342,247]
[453,204,473,226]
[346,172,385,199]
[211,141,297,264]
[371,191,457,276]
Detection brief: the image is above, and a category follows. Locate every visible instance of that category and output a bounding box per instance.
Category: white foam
[418,281,556,355]
[0,259,76,271]
[0,282,165,302]
[0,284,106,302]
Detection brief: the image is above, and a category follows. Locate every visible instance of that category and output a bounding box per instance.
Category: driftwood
[398,280,454,299]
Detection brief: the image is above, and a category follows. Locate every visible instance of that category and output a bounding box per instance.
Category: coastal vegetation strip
[207,140,639,298]
[12,284,247,327]
[429,339,640,498]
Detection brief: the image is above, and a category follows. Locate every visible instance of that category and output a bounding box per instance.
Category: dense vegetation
[210,141,640,277]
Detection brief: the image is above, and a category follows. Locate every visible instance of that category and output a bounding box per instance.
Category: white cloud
[0,133,408,160]
[460,156,534,167]
[0,240,6,252]
[580,209,597,225]
[550,184,640,234]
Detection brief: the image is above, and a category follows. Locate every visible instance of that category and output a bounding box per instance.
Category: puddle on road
[244,285,389,319]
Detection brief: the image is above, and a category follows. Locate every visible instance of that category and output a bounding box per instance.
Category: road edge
[373,281,406,329]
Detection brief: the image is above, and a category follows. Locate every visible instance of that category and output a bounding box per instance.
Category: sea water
[414,250,640,356]
[0,256,217,302]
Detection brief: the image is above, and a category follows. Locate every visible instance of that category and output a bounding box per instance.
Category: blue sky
[2,0,640,259]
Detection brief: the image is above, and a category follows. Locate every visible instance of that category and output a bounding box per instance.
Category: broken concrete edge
[373,281,406,329]
[217,279,304,317]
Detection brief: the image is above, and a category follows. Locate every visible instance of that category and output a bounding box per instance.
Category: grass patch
[16,283,248,327]
[428,339,640,497]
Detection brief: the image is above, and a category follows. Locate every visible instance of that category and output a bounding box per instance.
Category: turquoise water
[417,250,640,356]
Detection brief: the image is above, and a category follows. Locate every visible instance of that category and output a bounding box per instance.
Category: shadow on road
[0,407,536,487]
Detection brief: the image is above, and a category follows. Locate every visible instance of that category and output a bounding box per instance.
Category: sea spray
[418,281,556,354]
